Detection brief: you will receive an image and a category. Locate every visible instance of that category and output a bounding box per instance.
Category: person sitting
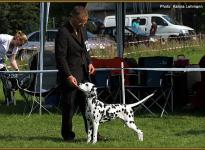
[132,17,140,28]
[0,30,28,105]
[131,17,146,36]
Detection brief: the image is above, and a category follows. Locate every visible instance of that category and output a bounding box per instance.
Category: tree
[0,3,11,34]
[0,3,40,35]
[49,3,86,28]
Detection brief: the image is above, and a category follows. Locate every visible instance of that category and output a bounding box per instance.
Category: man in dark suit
[55,6,95,141]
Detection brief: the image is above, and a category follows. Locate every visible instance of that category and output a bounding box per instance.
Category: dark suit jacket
[55,22,91,85]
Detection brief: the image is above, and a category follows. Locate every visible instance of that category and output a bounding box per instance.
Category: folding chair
[91,57,130,104]
[91,70,112,103]
[16,73,60,115]
[125,56,173,117]
[16,51,60,114]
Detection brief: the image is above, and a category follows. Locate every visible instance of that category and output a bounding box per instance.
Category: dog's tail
[128,93,154,108]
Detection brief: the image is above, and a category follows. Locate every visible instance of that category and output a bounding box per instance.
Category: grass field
[0,95,205,148]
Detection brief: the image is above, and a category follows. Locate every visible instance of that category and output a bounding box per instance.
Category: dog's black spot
[92,99,96,104]
[91,87,95,91]
[105,108,111,116]
[111,105,116,109]
[129,121,134,124]
[97,103,103,108]
[129,115,131,118]
[124,110,129,115]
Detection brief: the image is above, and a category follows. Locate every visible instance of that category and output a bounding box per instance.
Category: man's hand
[67,75,78,87]
[88,64,95,75]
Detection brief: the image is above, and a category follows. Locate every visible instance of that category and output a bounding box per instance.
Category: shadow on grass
[176,129,205,136]
[0,134,88,143]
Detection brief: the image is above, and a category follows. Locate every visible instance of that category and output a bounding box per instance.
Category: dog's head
[78,82,97,97]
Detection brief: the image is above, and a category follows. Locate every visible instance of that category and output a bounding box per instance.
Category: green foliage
[49,2,86,28]
[0,3,40,35]
[0,3,11,34]
[0,2,87,34]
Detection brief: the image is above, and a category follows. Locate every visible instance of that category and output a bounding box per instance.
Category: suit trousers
[60,65,89,140]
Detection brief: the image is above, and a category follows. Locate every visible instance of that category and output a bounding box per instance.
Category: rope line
[96,67,205,72]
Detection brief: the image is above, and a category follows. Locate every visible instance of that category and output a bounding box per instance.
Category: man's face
[72,16,88,29]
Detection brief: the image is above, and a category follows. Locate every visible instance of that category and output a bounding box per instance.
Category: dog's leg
[87,119,92,143]
[125,121,143,141]
[92,121,99,144]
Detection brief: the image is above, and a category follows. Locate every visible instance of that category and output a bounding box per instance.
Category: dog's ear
[90,86,97,94]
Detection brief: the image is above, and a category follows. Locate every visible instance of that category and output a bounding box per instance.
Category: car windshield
[162,15,179,25]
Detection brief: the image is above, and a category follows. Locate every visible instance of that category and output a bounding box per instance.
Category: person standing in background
[150,19,157,36]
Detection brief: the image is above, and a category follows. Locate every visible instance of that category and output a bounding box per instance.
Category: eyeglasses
[75,17,88,26]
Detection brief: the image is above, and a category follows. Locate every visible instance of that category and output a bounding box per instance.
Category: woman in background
[0,30,28,105]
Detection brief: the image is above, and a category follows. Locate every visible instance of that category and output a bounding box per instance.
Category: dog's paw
[92,140,97,144]
[87,138,91,143]
[87,140,91,144]
[138,131,143,141]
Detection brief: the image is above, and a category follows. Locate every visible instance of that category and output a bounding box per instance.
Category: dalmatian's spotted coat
[78,82,154,144]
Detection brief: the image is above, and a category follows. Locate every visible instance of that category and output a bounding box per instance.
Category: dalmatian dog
[78,82,154,144]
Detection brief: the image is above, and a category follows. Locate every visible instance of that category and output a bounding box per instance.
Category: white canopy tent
[39,2,50,115]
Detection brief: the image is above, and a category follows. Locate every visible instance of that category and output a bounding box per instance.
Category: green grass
[0,97,205,148]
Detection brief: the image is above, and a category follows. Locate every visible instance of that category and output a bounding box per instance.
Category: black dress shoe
[63,137,75,142]
[63,131,75,142]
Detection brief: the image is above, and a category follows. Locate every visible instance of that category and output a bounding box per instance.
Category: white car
[21,29,115,51]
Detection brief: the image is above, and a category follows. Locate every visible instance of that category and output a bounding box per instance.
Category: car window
[29,32,40,41]
[28,31,57,42]
[47,31,57,42]
[152,16,167,26]
[139,18,146,25]
[131,18,146,26]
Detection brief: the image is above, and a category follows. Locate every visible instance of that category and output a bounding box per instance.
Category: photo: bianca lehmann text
[160,4,203,9]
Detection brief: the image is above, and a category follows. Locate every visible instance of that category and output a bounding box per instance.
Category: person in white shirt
[0,30,27,105]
